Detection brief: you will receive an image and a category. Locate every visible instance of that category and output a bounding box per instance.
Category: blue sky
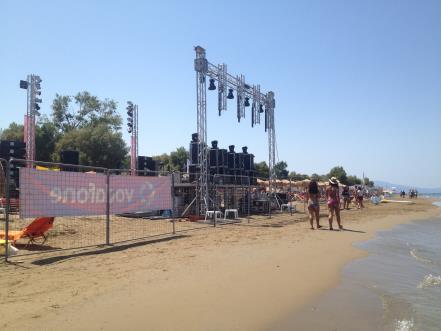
[1,0,440,187]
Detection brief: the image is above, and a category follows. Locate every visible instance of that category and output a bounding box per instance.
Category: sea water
[348,218,441,330]
[273,213,441,331]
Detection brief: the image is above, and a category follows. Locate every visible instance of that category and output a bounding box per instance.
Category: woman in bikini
[326,177,343,230]
[306,180,321,229]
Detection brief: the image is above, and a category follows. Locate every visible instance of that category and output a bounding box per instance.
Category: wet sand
[1,198,439,331]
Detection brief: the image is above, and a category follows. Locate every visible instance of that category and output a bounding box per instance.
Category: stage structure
[126,101,139,175]
[194,46,276,215]
[20,74,42,163]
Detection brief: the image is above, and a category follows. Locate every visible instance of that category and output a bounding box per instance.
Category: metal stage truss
[194,46,276,215]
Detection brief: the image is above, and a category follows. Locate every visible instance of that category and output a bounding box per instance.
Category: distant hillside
[374,180,441,194]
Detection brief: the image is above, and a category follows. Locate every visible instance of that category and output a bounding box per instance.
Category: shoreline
[271,200,441,331]
[1,199,440,330]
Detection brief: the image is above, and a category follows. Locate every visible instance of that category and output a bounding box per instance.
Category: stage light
[227,88,234,99]
[126,101,134,133]
[244,97,250,107]
[19,80,28,89]
[208,78,216,90]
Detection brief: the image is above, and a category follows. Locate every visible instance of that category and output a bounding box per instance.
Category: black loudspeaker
[137,156,157,176]
[190,142,199,165]
[188,164,200,183]
[227,145,236,169]
[60,150,80,172]
[243,154,254,171]
[219,149,227,167]
[0,140,26,159]
[60,150,79,165]
[209,149,219,167]
[235,153,244,171]
[0,140,27,190]
[191,133,199,142]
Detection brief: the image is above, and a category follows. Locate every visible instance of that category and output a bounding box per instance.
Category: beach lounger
[0,217,55,246]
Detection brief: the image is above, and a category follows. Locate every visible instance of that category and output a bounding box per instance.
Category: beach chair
[0,217,55,246]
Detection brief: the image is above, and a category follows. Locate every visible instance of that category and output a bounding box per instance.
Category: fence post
[213,175,217,227]
[171,171,176,235]
[289,178,293,216]
[106,169,110,245]
[247,176,250,223]
[4,159,10,262]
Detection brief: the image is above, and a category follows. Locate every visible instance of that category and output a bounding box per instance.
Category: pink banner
[19,168,172,218]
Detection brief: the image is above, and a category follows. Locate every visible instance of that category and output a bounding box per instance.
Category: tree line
[255,161,374,187]
[1,91,374,186]
[0,91,187,170]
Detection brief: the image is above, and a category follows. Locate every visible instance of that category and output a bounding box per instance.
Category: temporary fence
[1,159,295,261]
[6,159,109,257]
[212,174,251,225]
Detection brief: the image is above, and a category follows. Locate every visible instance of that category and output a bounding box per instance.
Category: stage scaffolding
[194,46,276,215]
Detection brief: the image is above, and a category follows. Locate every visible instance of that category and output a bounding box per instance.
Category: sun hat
[328,177,339,185]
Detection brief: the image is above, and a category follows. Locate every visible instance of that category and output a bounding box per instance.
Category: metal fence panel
[107,169,175,243]
[7,159,107,258]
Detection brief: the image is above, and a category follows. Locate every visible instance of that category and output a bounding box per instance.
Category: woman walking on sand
[306,180,321,229]
[326,177,343,230]
[342,185,351,210]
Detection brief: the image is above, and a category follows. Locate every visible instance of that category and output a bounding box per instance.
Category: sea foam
[417,274,441,289]
[410,248,433,264]
[395,319,414,331]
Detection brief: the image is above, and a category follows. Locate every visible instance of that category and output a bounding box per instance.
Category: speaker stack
[209,140,228,184]
[188,133,200,182]
[60,150,80,172]
[242,146,256,185]
[137,156,157,176]
[227,145,236,184]
[0,140,26,192]
[186,133,256,186]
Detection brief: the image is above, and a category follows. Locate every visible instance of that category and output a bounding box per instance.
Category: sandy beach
[1,198,440,331]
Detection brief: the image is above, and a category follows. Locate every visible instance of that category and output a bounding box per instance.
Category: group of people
[305,178,366,231]
[305,177,343,231]
[400,189,418,198]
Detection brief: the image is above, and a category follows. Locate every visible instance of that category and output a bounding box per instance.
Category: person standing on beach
[342,185,351,210]
[306,180,321,229]
[326,177,342,230]
[356,186,364,208]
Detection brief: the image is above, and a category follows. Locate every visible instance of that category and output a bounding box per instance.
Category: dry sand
[1,198,440,331]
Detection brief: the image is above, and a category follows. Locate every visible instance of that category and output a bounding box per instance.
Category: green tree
[328,166,348,184]
[35,116,59,162]
[52,92,121,132]
[153,153,171,171]
[0,122,24,141]
[346,175,362,186]
[255,161,269,178]
[289,171,310,181]
[51,92,127,168]
[363,177,375,187]
[54,123,127,168]
[1,120,59,162]
[170,147,189,171]
[274,161,289,179]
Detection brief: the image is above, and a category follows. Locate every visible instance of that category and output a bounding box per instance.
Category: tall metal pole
[266,91,276,195]
[194,46,208,215]
[24,74,40,165]
[130,104,138,175]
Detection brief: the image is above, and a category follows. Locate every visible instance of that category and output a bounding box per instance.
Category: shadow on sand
[31,234,188,266]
